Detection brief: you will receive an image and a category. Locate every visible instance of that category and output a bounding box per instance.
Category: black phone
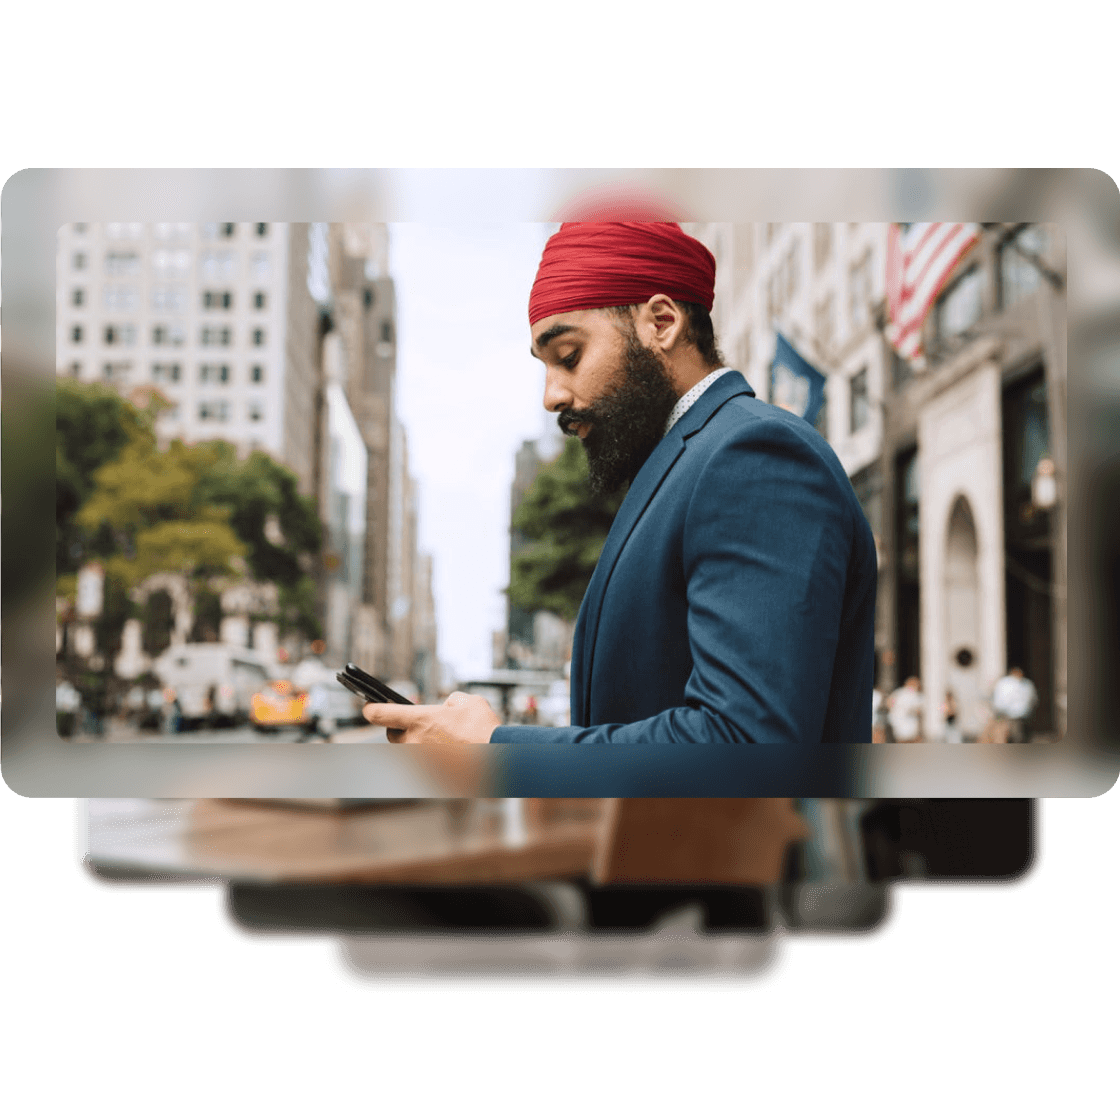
[336,663,415,707]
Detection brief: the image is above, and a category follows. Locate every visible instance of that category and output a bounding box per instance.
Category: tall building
[55,222,321,497]
[321,223,439,685]
[688,222,1067,740]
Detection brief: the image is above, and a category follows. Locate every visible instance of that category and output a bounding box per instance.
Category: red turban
[528,222,716,326]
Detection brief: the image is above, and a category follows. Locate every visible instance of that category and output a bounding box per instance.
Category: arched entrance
[944,496,984,739]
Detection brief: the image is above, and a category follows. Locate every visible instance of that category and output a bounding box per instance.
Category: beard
[557,331,680,495]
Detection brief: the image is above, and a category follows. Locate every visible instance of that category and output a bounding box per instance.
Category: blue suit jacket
[491,370,877,750]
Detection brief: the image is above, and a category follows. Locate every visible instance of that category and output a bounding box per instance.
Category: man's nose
[543,369,573,413]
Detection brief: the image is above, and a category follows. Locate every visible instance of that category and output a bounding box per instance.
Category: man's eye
[559,352,579,369]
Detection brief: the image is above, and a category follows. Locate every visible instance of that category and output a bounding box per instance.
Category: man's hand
[363,691,501,745]
[362,692,501,793]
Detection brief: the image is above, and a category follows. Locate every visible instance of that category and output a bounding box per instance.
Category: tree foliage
[507,439,625,622]
[57,381,324,643]
[56,378,157,575]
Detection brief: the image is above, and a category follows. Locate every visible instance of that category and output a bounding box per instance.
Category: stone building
[687,222,1066,740]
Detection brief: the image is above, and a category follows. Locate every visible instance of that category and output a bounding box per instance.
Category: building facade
[56,221,439,679]
[687,222,1066,741]
[55,222,324,495]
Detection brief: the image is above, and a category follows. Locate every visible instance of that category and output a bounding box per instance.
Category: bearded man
[363,222,878,777]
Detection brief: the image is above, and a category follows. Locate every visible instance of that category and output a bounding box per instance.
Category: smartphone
[336,663,416,707]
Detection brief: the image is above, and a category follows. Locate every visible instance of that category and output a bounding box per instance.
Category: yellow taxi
[250,679,308,733]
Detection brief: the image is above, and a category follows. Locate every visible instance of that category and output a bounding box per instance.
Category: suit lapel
[575,371,755,718]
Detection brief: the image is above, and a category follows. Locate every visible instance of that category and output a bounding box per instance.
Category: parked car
[152,643,272,729]
[250,679,307,733]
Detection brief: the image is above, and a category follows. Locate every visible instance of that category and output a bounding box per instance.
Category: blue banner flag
[769,332,827,426]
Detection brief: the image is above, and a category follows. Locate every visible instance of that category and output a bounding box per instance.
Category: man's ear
[636,294,687,353]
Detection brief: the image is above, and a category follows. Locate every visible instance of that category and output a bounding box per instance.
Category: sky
[387,224,563,683]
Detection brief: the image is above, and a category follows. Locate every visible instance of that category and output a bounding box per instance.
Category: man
[888,676,924,743]
[991,667,1038,744]
[364,222,877,768]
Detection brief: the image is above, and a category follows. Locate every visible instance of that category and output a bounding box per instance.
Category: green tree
[507,439,625,622]
[56,378,157,575]
[58,381,325,648]
[77,437,248,587]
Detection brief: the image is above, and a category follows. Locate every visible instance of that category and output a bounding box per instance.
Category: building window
[102,362,132,383]
[251,251,271,280]
[253,290,267,310]
[152,323,186,347]
[252,328,266,346]
[154,222,192,241]
[891,348,913,388]
[849,253,872,330]
[105,222,144,240]
[256,223,268,237]
[379,321,393,344]
[70,324,83,343]
[248,400,264,421]
[69,361,82,377]
[363,287,374,309]
[201,325,233,346]
[202,222,237,239]
[71,288,85,307]
[849,367,870,433]
[152,249,191,278]
[250,365,264,383]
[104,323,136,346]
[105,251,141,276]
[999,225,1051,310]
[849,462,883,539]
[814,385,829,441]
[199,250,235,280]
[152,363,181,383]
[202,290,233,310]
[72,251,88,270]
[151,285,187,311]
[813,223,832,271]
[935,266,983,343]
[199,364,231,384]
[198,400,230,421]
[103,285,138,312]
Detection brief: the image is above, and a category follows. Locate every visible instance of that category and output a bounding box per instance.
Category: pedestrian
[362,219,877,768]
[163,687,182,735]
[871,687,890,743]
[299,681,334,742]
[56,678,81,738]
[888,677,924,743]
[942,689,962,743]
[991,667,1038,744]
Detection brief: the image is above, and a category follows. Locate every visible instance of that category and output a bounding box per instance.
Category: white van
[152,643,273,728]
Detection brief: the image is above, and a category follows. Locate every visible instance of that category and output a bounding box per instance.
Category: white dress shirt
[663,367,733,435]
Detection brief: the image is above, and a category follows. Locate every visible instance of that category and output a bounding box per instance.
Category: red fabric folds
[528,222,716,325]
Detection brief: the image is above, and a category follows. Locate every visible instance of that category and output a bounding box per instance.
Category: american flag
[885,222,981,362]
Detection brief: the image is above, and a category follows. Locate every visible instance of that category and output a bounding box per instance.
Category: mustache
[557,407,597,437]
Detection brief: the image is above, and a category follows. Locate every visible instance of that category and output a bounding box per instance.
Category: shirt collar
[663,367,733,435]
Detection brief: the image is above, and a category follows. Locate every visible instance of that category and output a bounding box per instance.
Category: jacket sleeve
[489,416,861,747]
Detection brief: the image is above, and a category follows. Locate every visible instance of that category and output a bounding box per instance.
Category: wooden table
[87,798,604,885]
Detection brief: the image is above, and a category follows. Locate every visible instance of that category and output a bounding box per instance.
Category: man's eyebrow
[530,323,577,358]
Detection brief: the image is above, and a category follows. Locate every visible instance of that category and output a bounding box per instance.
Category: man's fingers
[363,702,420,727]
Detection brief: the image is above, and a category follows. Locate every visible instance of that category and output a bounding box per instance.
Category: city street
[66,719,390,747]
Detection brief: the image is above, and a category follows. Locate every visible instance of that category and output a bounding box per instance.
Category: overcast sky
[388,224,562,683]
